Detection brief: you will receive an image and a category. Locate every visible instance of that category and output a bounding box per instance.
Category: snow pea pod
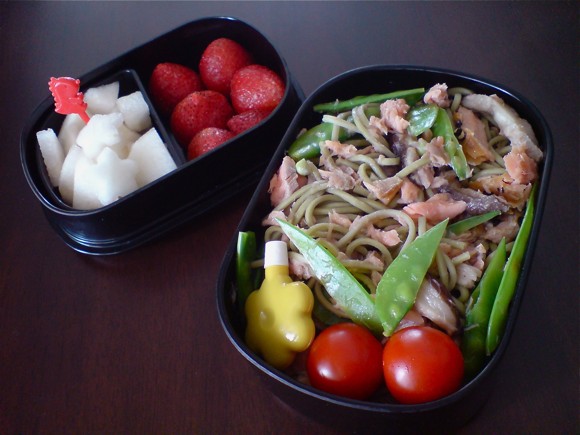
[236,231,257,306]
[447,210,501,235]
[288,88,426,161]
[313,88,425,114]
[276,218,382,335]
[486,184,537,355]
[432,108,471,180]
[375,219,448,337]
[407,103,438,137]
[287,104,380,161]
[287,123,350,161]
[461,238,507,379]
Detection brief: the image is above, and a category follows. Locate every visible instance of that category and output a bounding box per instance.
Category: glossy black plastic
[217,65,553,433]
[21,17,304,255]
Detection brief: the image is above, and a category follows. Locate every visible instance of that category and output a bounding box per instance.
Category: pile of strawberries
[148,38,285,160]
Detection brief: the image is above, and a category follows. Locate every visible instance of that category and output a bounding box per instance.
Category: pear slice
[117,91,152,133]
[128,128,177,187]
[36,128,64,187]
[76,113,123,159]
[84,81,119,115]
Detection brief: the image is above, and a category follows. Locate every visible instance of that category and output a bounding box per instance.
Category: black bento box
[216,65,553,433]
[20,17,303,255]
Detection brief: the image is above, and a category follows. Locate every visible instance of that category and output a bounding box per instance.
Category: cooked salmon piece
[399,178,424,204]
[462,94,543,161]
[319,166,358,190]
[365,225,402,247]
[425,136,449,167]
[437,185,509,215]
[423,83,451,108]
[454,106,495,165]
[406,146,434,188]
[469,174,531,210]
[403,193,467,223]
[369,98,410,134]
[363,176,403,205]
[483,213,520,244]
[322,140,360,159]
[363,250,385,269]
[430,169,460,190]
[289,254,314,280]
[503,145,538,184]
[268,156,306,206]
[262,210,286,226]
[329,210,353,228]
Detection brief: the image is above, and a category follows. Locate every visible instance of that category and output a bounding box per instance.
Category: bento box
[20,17,303,255]
[217,65,552,432]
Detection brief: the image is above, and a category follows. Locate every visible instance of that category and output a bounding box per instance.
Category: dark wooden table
[1,2,577,433]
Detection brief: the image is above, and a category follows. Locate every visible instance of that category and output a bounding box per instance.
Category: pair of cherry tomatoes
[306,323,464,404]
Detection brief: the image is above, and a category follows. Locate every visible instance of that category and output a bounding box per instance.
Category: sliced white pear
[93,147,138,206]
[76,113,123,159]
[116,91,152,133]
[110,124,141,159]
[72,154,101,210]
[128,128,177,187]
[36,128,65,187]
[84,81,119,115]
[58,114,85,154]
[58,145,83,205]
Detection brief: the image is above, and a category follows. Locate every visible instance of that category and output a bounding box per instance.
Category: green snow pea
[407,103,439,137]
[286,104,379,161]
[375,219,449,337]
[276,219,382,335]
[447,211,501,236]
[432,107,471,180]
[288,88,427,161]
[461,238,507,379]
[486,184,537,355]
[236,231,257,307]
[287,123,351,161]
[313,88,425,114]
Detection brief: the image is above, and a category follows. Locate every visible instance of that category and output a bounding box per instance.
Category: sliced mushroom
[414,276,462,336]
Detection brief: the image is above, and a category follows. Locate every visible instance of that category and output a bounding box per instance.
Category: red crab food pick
[48,77,90,123]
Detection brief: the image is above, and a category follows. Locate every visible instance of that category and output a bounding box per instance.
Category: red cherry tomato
[306,323,383,400]
[382,326,464,404]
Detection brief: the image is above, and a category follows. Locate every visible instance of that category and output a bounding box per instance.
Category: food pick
[48,77,90,123]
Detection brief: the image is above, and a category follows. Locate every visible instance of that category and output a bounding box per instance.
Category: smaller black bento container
[217,65,553,433]
[21,17,303,255]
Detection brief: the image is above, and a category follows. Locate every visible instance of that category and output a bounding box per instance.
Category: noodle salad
[237,83,543,404]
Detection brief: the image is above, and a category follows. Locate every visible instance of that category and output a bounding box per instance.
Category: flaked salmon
[454,106,495,165]
[403,193,467,223]
[268,156,306,206]
[423,83,451,108]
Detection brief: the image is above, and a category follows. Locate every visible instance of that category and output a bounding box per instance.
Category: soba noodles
[257,84,541,332]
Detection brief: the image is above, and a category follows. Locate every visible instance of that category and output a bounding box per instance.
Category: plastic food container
[216,65,553,432]
[20,17,304,255]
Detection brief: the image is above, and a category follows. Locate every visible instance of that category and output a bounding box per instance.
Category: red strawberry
[149,62,204,116]
[199,38,253,95]
[226,109,271,135]
[170,90,234,146]
[230,65,285,113]
[187,127,235,160]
